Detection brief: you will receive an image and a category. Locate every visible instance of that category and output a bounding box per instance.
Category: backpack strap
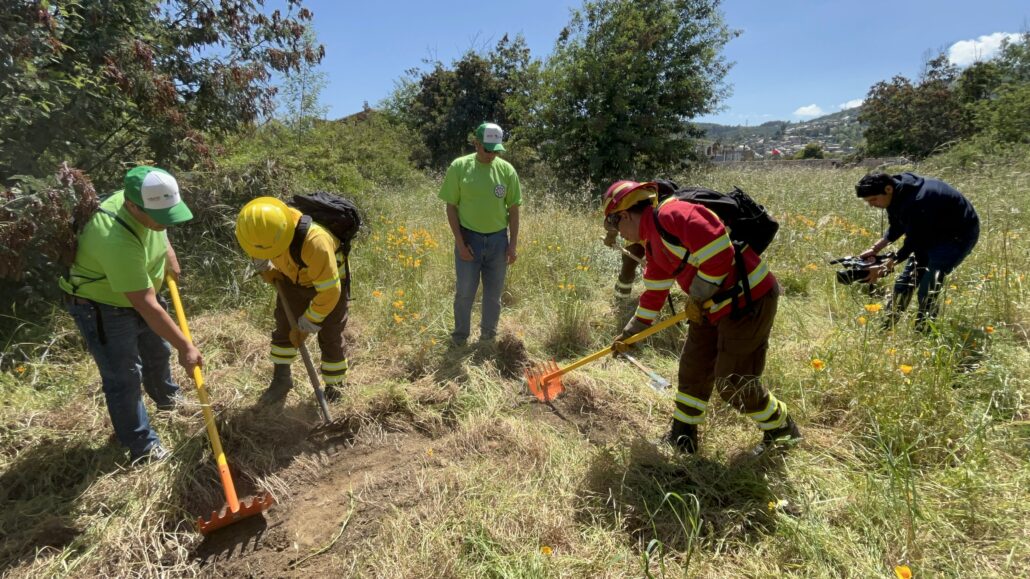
[98,207,143,245]
[65,205,143,296]
[290,215,311,271]
[652,204,756,319]
[651,205,691,277]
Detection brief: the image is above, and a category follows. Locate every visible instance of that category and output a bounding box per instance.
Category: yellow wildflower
[395,289,405,297]
[372,290,383,299]
[899,364,913,375]
[944,298,952,305]
[426,447,434,457]
[16,366,26,374]
[864,303,883,313]
[393,300,405,309]
[894,565,912,579]
[984,326,994,334]
[886,348,897,355]
[540,545,553,556]
[857,316,867,326]
[413,259,422,268]
[393,313,404,324]
[810,359,825,371]
[804,263,818,271]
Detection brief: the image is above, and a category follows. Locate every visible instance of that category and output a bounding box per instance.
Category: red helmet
[602,180,657,216]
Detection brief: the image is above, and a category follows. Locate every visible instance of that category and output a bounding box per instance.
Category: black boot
[755,416,801,454]
[323,383,342,403]
[665,419,698,454]
[259,364,293,406]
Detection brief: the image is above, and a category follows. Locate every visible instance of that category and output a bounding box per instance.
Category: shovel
[525,301,706,402]
[166,275,275,535]
[618,352,670,391]
[272,279,333,426]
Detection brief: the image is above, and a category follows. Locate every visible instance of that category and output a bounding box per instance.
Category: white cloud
[839,98,864,110]
[793,104,825,117]
[948,32,1021,67]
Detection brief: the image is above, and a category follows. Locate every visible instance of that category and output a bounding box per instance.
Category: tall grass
[1,156,1027,577]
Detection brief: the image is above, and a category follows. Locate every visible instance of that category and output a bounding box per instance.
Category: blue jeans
[66,298,179,458]
[453,227,509,342]
[890,228,979,328]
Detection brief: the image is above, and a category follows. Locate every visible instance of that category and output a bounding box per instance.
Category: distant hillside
[695,108,864,157]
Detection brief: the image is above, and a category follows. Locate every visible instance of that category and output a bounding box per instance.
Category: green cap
[123,166,193,226]
[475,122,505,152]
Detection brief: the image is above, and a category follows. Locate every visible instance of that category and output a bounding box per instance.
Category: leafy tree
[860,55,971,158]
[276,26,329,136]
[860,76,916,157]
[0,0,323,186]
[794,142,824,159]
[961,32,1030,143]
[531,0,734,192]
[384,34,541,169]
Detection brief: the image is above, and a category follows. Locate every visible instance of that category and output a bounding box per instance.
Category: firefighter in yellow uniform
[235,197,349,404]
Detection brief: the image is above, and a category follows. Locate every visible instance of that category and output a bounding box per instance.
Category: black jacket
[884,173,979,261]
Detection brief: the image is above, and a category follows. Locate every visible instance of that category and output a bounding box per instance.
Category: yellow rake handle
[539,300,708,383]
[166,275,241,514]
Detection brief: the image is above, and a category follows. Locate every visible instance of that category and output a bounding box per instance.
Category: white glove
[297,316,321,334]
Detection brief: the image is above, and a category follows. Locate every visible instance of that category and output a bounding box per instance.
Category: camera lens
[836,268,868,285]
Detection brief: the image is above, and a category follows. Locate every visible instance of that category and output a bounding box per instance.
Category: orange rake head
[197,491,276,535]
[525,360,565,402]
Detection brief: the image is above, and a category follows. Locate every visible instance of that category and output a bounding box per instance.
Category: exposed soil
[195,427,436,577]
[186,371,630,577]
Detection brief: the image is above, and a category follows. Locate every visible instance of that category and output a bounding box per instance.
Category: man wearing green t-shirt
[439,122,522,345]
[59,166,201,463]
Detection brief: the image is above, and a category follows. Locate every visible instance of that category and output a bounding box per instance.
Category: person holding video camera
[855,172,979,331]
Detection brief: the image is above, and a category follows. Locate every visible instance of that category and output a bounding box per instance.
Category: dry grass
[1,158,1028,577]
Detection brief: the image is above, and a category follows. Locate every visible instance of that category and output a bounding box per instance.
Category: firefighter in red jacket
[605,180,800,454]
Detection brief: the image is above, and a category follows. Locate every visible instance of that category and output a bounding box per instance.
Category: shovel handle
[538,298,710,383]
[272,279,333,424]
[165,275,241,514]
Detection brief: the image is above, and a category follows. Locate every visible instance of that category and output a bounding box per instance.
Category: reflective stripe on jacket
[636,200,776,324]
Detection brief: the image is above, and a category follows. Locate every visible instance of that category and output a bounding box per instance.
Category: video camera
[828,253,896,285]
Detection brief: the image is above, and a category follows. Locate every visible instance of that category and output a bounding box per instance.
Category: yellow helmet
[235,197,296,259]
[603,180,657,216]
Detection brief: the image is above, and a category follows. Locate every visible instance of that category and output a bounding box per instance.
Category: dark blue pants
[66,299,179,459]
[890,228,979,328]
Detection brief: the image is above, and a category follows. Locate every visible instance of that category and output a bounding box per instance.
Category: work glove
[260,269,284,284]
[603,229,618,248]
[683,298,704,325]
[289,329,308,347]
[290,317,321,347]
[614,317,649,353]
[252,258,273,272]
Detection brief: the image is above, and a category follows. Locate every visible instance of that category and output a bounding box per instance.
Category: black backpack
[287,191,362,299]
[653,179,779,256]
[651,179,779,317]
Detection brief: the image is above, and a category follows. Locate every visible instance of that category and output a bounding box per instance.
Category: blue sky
[299,0,1027,126]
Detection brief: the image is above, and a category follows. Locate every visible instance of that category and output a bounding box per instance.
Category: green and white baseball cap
[123,166,193,226]
[475,122,505,152]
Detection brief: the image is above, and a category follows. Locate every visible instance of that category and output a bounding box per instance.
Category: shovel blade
[197,491,276,535]
[525,360,564,402]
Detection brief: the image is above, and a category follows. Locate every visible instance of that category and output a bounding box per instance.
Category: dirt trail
[195,427,436,577]
[188,378,625,577]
